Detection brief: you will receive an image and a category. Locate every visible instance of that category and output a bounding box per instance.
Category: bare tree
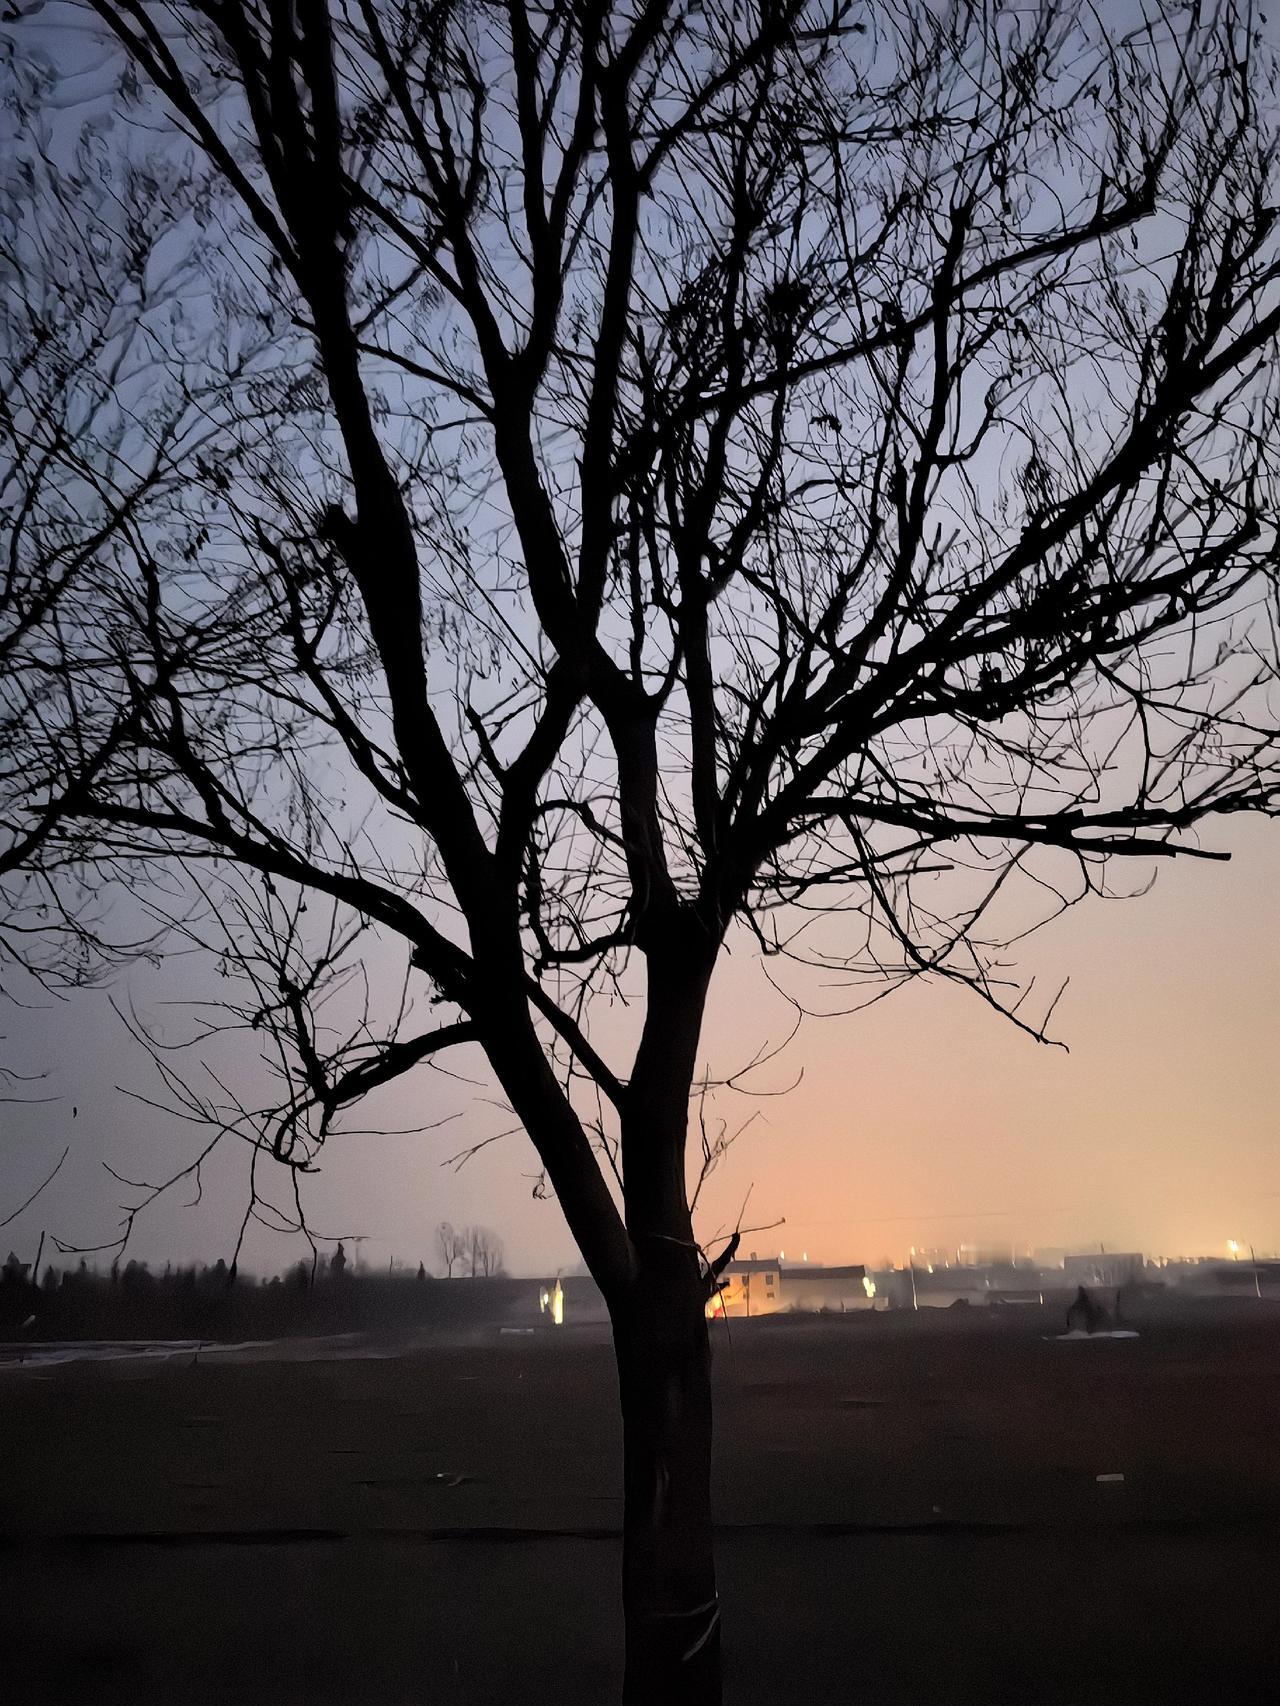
[467,1224,505,1277]
[4,3,1280,1699]
[436,1220,464,1279]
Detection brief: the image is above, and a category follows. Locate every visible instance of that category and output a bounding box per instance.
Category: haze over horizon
[4,816,1276,1279]
[1,0,1277,1292]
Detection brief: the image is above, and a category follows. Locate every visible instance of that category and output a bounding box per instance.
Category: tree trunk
[613,1240,721,1706]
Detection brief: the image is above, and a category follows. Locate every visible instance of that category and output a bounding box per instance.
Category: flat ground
[3,1301,1279,1703]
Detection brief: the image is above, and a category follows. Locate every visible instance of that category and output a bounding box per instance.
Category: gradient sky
[3,813,1276,1276]
[2,5,1278,1280]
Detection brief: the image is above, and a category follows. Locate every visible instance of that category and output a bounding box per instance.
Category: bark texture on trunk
[613,1239,721,1706]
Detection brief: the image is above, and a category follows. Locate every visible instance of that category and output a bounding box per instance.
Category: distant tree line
[0,1234,512,1343]
[436,1222,505,1278]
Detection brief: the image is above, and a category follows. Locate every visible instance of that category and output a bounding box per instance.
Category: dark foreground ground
[3,1300,1279,1703]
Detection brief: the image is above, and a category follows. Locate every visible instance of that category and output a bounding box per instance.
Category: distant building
[707,1258,783,1318]
[1063,1252,1144,1288]
[1178,1260,1280,1299]
[778,1263,871,1314]
[910,1247,962,1272]
[894,1264,1051,1309]
[705,1258,873,1317]
[956,1244,1034,1268]
[1155,1257,1220,1281]
[887,1267,984,1309]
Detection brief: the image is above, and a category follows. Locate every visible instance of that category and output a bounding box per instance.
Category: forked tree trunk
[612,1240,721,1706]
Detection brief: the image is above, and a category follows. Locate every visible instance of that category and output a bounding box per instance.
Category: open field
[3,1301,1279,1703]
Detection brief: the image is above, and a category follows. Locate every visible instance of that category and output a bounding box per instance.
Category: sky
[3,811,1276,1276]
[2,4,1278,1279]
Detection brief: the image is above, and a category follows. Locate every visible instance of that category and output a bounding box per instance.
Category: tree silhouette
[436,1221,464,1279]
[4,3,1280,1699]
[467,1225,505,1278]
